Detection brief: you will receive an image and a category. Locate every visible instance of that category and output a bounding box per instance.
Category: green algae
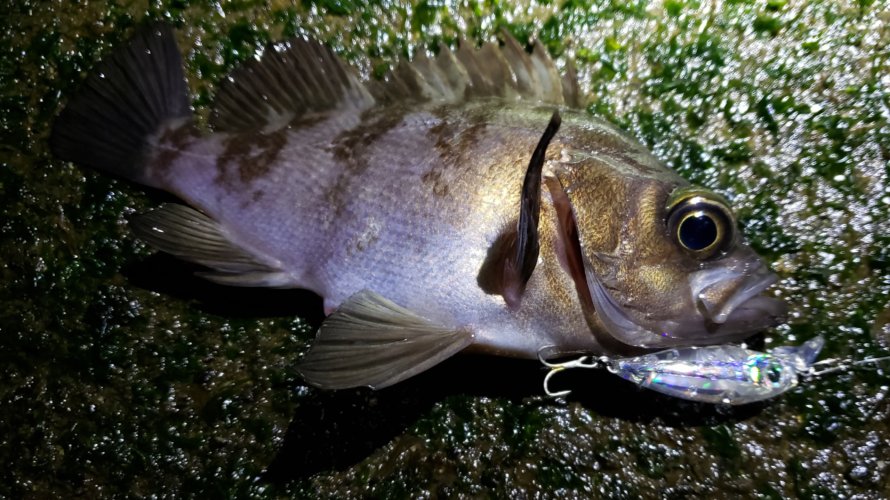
[2,0,890,497]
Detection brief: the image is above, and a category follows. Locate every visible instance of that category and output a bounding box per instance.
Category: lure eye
[666,192,735,259]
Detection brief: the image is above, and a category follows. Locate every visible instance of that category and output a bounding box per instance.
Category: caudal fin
[50,23,190,188]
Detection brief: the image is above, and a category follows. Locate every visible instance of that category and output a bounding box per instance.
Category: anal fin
[298,290,474,390]
[129,203,296,287]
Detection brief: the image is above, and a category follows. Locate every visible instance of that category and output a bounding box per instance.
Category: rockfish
[51,24,785,389]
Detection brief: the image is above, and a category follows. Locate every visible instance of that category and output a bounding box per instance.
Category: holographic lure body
[540,336,829,405]
[607,336,825,405]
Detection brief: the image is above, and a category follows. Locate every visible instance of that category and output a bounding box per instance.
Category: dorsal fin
[561,58,583,109]
[212,31,584,132]
[431,44,471,98]
[211,37,376,132]
[501,33,537,96]
[457,39,513,99]
[527,40,564,103]
[376,31,585,107]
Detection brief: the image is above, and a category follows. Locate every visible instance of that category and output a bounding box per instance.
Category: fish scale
[51,23,786,390]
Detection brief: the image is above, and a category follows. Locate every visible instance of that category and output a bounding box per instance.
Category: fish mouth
[690,265,784,325]
[547,177,785,349]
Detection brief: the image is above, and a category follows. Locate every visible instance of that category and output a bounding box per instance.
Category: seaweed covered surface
[2,0,889,496]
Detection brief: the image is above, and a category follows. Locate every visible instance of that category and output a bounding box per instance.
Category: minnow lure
[539,336,890,405]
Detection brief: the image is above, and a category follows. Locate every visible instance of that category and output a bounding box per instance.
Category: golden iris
[666,189,735,259]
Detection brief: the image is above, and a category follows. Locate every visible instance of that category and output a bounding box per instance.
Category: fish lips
[690,263,784,325]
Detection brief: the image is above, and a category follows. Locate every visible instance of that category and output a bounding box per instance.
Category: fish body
[51,24,785,389]
[152,103,669,356]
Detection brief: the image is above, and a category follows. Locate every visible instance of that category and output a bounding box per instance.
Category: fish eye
[666,190,735,259]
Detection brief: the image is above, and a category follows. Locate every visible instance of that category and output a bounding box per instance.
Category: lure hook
[537,346,605,398]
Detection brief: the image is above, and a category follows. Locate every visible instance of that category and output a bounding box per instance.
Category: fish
[50,23,786,390]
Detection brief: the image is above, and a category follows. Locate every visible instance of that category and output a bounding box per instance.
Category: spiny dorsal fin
[410,50,461,101]
[377,31,584,107]
[129,203,298,287]
[501,33,537,96]
[297,290,474,389]
[211,37,376,132]
[561,58,583,109]
[527,40,564,104]
[431,44,471,98]
[457,39,515,99]
[212,30,583,133]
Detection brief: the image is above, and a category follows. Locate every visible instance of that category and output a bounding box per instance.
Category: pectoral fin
[298,290,474,390]
[477,110,562,308]
[512,110,562,290]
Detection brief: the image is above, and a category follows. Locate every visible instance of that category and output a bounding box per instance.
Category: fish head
[549,152,786,350]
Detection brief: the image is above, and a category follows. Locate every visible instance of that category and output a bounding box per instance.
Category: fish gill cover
[1,0,889,497]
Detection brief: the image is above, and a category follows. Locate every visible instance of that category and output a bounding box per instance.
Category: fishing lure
[539,336,890,405]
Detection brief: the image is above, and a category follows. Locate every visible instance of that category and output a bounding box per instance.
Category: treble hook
[537,346,606,398]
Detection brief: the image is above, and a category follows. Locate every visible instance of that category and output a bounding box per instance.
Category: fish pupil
[679,212,717,251]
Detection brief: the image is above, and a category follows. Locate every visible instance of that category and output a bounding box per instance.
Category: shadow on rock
[263,351,768,484]
[262,354,541,482]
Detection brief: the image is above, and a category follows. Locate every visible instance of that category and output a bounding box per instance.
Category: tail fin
[50,23,191,188]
